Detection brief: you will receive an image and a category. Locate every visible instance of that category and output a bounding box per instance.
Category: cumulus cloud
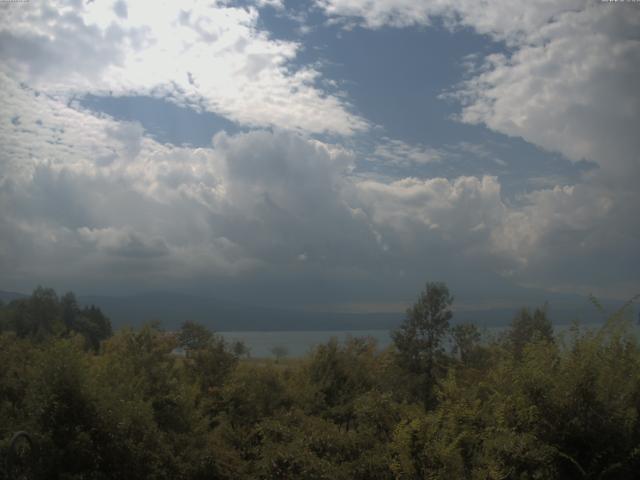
[0,72,378,295]
[2,60,638,300]
[77,227,170,258]
[1,0,638,302]
[0,72,239,286]
[356,175,503,238]
[452,1,640,295]
[319,0,640,175]
[316,0,640,297]
[0,70,490,296]
[0,0,366,135]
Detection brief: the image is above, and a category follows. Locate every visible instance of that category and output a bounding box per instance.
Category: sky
[0,0,638,314]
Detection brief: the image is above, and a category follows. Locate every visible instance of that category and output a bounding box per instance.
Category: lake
[219,329,393,358]
[220,322,635,358]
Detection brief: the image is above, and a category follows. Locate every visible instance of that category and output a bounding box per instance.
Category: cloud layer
[0,0,366,134]
[1,0,638,305]
[318,0,640,296]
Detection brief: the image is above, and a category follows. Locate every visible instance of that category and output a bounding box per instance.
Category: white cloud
[251,0,285,9]
[316,0,438,28]
[0,72,377,294]
[0,0,366,135]
[353,175,511,272]
[371,137,503,167]
[2,65,638,299]
[453,6,640,181]
[356,175,502,234]
[316,0,640,296]
[2,0,638,300]
[77,227,170,258]
[316,0,585,40]
[319,0,640,177]
[492,184,613,266]
[373,137,443,165]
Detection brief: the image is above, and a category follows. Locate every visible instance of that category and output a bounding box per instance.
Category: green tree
[75,305,112,351]
[392,282,453,409]
[506,306,553,357]
[177,321,238,393]
[9,287,63,340]
[1,288,111,350]
[450,322,481,364]
[232,339,250,358]
[304,337,379,429]
[178,320,213,352]
[60,291,79,332]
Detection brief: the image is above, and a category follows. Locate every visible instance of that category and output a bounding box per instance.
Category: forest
[1,284,639,479]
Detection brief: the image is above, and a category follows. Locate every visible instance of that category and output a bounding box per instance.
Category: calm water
[219,330,393,358]
[220,322,634,358]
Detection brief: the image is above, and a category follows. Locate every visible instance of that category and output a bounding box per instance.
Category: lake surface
[219,329,393,358]
[220,322,635,358]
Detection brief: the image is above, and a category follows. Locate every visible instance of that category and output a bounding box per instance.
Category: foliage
[1,285,639,479]
[451,322,481,364]
[178,320,239,393]
[392,282,453,409]
[1,287,111,350]
[505,305,554,357]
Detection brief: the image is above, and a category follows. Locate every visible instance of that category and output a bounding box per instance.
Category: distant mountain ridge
[78,292,402,332]
[2,288,629,332]
[0,290,27,303]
